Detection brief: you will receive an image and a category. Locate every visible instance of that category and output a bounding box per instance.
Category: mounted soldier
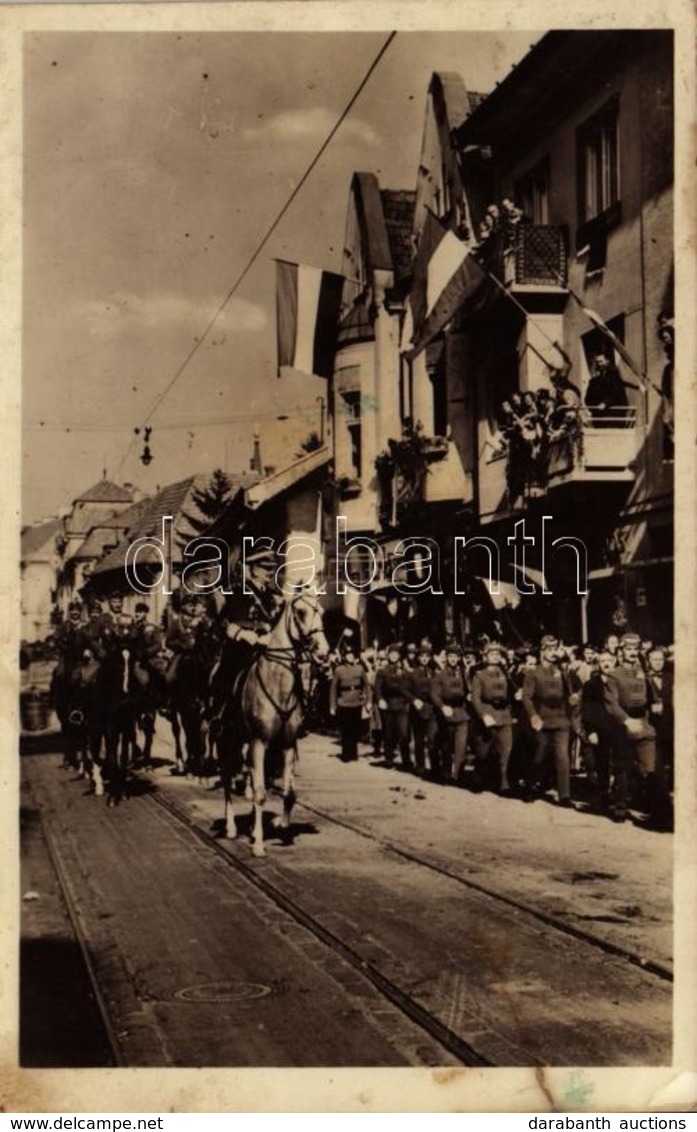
[51,600,89,732]
[208,546,284,721]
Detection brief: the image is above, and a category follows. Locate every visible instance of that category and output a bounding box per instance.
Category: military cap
[68,600,82,612]
[445,639,462,656]
[483,640,504,657]
[246,547,277,567]
[417,642,433,656]
[134,601,150,613]
[386,641,402,656]
[88,597,103,611]
[620,632,641,647]
[540,634,559,648]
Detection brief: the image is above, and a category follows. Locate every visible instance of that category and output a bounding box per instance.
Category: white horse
[219,590,329,856]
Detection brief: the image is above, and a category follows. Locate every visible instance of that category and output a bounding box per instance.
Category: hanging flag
[276,260,344,378]
[407,254,486,361]
[405,209,485,361]
[409,209,448,335]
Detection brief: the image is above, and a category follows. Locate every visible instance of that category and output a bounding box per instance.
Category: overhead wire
[115,30,397,476]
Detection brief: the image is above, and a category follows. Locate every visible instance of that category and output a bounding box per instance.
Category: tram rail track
[23,748,672,1069]
[148,788,501,1067]
[25,776,126,1068]
[276,790,673,985]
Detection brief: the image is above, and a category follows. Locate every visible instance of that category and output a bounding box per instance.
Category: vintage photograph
[14,6,690,1105]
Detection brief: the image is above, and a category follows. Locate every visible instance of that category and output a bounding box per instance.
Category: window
[577,98,620,224]
[342,391,362,479]
[515,158,550,225]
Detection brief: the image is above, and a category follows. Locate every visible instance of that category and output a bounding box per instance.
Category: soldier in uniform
[406,642,439,777]
[431,641,470,784]
[52,600,88,725]
[522,634,577,806]
[374,643,411,770]
[130,601,163,688]
[208,547,284,719]
[329,644,370,762]
[604,632,673,828]
[100,591,134,656]
[470,640,515,795]
[580,649,620,813]
[646,645,674,789]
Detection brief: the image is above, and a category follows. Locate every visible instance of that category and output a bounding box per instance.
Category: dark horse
[218,590,329,856]
[164,634,219,777]
[99,646,144,806]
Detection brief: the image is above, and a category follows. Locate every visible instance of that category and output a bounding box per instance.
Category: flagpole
[484,266,570,365]
[561,276,665,398]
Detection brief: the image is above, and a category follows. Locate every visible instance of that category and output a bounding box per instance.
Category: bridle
[250,592,328,722]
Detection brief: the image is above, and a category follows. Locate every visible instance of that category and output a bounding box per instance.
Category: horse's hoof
[251,844,266,858]
[107,796,115,808]
[94,783,104,797]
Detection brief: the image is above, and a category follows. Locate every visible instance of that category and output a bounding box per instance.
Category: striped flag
[276,260,344,379]
[406,210,485,360]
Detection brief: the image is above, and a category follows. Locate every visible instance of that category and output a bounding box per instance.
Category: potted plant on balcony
[374,423,448,529]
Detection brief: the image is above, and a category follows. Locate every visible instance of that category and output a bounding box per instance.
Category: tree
[178,469,233,543]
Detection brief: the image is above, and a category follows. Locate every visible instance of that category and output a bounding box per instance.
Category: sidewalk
[147,723,673,972]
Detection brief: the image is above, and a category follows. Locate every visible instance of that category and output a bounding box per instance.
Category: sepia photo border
[2,0,696,1113]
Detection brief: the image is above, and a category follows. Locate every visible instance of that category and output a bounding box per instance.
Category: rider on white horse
[208,546,283,720]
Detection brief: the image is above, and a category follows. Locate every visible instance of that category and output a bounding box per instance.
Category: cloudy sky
[22,26,534,523]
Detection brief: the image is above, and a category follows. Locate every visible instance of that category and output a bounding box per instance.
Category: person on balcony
[584,351,630,427]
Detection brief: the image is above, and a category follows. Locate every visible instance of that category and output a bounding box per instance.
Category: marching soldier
[406,642,439,777]
[375,643,411,770]
[580,649,620,813]
[470,640,515,795]
[646,645,674,788]
[521,634,577,806]
[329,644,370,762]
[431,641,470,784]
[603,632,673,828]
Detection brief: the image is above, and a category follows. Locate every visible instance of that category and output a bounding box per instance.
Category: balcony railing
[501,224,567,289]
[479,407,640,522]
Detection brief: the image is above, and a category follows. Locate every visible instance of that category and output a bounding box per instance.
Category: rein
[248,594,324,723]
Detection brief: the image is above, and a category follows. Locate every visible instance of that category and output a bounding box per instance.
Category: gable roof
[89,472,258,576]
[380,190,416,280]
[75,479,135,504]
[434,72,477,131]
[91,477,197,575]
[20,517,62,561]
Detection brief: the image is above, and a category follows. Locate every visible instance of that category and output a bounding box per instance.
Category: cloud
[74,291,268,337]
[242,107,380,148]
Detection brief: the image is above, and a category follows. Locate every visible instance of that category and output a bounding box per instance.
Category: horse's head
[286,590,330,668]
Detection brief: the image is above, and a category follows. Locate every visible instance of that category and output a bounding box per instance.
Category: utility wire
[27,404,320,434]
[116,30,397,476]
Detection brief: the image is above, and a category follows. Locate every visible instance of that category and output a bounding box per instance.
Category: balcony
[478,408,640,523]
[498,224,568,291]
